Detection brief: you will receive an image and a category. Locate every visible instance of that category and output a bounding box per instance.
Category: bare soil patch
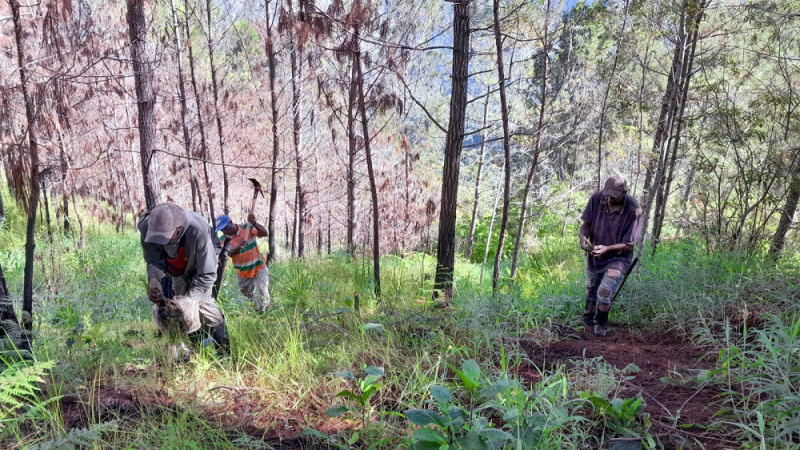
[520,325,739,449]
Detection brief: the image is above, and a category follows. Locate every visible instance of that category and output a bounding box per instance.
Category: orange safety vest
[222,223,264,279]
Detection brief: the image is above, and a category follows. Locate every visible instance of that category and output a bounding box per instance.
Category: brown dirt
[519,326,741,450]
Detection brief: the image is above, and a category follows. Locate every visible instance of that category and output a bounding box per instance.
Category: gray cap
[144,204,187,245]
[602,175,627,199]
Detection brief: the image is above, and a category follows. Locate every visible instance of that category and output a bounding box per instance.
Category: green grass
[1,198,799,448]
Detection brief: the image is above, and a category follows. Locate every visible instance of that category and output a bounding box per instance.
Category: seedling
[326,365,385,427]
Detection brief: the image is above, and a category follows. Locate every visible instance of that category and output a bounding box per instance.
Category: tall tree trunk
[170,0,201,212]
[10,0,41,335]
[264,0,281,264]
[205,0,230,214]
[638,0,691,254]
[354,26,381,298]
[433,0,470,300]
[651,7,702,252]
[770,149,800,257]
[0,183,5,227]
[465,88,490,261]
[509,0,550,280]
[491,0,513,294]
[286,0,305,258]
[126,0,161,210]
[596,0,630,190]
[184,0,215,223]
[346,54,358,258]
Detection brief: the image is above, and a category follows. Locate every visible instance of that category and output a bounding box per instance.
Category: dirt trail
[520,326,738,449]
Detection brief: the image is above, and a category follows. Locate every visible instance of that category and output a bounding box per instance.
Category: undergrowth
[0,205,798,448]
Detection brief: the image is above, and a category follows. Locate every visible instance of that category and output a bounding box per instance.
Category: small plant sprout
[326,365,385,427]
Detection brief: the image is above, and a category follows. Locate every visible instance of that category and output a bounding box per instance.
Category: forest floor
[520,325,739,450]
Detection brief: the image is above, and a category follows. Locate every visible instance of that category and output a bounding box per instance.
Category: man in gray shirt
[579,175,643,336]
[138,203,229,354]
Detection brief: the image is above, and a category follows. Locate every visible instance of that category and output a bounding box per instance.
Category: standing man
[216,213,270,313]
[138,203,230,354]
[579,175,643,336]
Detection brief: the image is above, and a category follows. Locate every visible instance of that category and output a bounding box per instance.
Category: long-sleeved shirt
[138,210,222,299]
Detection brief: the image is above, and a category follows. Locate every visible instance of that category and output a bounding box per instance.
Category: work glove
[148,276,175,304]
[148,277,165,305]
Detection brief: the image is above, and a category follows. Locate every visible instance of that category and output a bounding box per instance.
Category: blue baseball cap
[215,214,231,233]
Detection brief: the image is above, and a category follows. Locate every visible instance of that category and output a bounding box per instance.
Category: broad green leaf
[456,431,488,450]
[462,360,481,387]
[325,405,351,418]
[405,409,447,427]
[430,385,452,405]
[336,390,360,401]
[412,428,448,444]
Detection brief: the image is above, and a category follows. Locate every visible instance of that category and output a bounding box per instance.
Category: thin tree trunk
[170,0,201,212]
[0,183,5,227]
[770,149,800,257]
[510,0,550,280]
[480,172,504,285]
[651,8,701,251]
[354,26,380,298]
[465,87,490,261]
[11,0,41,335]
[491,0,513,294]
[638,0,690,253]
[327,210,332,254]
[286,0,305,258]
[205,0,230,215]
[434,0,470,300]
[596,0,630,190]
[264,0,281,264]
[184,0,215,223]
[126,0,161,210]
[346,54,358,258]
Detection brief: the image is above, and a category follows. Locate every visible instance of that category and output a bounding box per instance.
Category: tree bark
[346,53,358,258]
[264,0,281,264]
[10,0,41,335]
[126,0,162,210]
[434,0,470,300]
[170,0,201,213]
[509,0,550,281]
[184,0,215,223]
[465,87,490,262]
[354,25,381,298]
[596,0,630,190]
[0,183,5,227]
[206,0,230,214]
[638,0,692,254]
[491,0,513,294]
[287,0,305,258]
[770,149,800,257]
[651,4,702,252]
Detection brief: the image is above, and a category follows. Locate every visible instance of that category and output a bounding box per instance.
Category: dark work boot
[583,300,597,326]
[210,322,231,356]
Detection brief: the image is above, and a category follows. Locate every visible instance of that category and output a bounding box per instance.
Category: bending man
[579,175,643,336]
[138,203,230,354]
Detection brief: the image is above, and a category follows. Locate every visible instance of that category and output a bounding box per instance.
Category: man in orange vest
[216,213,270,312]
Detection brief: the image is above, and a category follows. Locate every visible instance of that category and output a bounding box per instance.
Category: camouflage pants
[584,267,623,326]
[237,267,270,312]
